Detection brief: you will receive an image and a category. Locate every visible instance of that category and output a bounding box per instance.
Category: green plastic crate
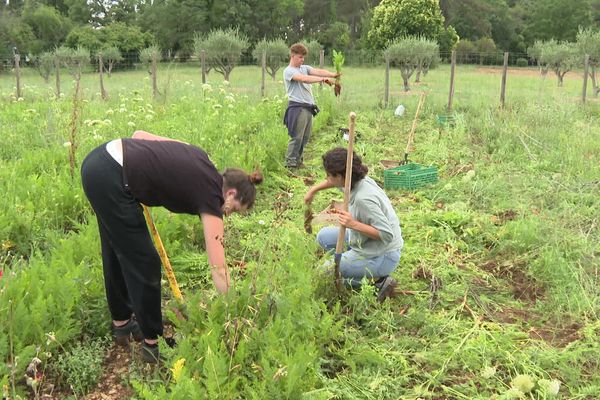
[436,114,456,127]
[384,163,438,190]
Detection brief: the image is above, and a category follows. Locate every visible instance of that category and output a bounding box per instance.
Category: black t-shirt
[122,139,224,218]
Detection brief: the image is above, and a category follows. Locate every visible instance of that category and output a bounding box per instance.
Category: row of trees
[4,0,600,65]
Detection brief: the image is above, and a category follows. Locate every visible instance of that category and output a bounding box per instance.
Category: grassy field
[0,63,599,399]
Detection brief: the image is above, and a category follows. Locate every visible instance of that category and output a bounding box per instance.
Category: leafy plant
[331,49,344,96]
[54,338,108,396]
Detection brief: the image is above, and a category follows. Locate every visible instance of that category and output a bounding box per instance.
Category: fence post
[384,56,390,108]
[261,51,266,98]
[447,50,456,111]
[319,49,324,89]
[500,52,509,108]
[582,54,590,104]
[201,50,206,84]
[55,57,61,98]
[14,53,21,99]
[99,54,107,100]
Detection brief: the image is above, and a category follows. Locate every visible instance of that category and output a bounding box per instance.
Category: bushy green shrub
[55,338,108,396]
[516,57,529,67]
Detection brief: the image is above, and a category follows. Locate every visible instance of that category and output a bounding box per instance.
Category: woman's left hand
[338,210,356,229]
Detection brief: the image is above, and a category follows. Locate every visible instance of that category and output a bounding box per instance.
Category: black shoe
[112,319,144,346]
[141,342,160,364]
[376,276,398,303]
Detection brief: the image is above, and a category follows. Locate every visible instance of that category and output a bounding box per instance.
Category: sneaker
[141,342,160,364]
[376,276,398,303]
[112,318,144,346]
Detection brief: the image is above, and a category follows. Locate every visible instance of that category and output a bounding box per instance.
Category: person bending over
[81,130,263,362]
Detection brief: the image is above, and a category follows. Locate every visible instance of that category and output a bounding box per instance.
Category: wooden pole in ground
[14,53,21,99]
[201,50,206,84]
[319,49,324,89]
[447,51,456,111]
[55,56,61,98]
[384,56,390,108]
[500,52,509,107]
[582,54,590,104]
[261,50,266,97]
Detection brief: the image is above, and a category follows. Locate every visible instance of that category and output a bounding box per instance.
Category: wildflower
[171,358,186,383]
[258,220,265,225]
[228,104,234,109]
[145,114,153,120]
[511,374,535,393]
[119,107,126,113]
[219,88,226,94]
[213,104,222,109]
[224,95,235,103]
[481,366,496,379]
[127,121,136,127]
[45,332,56,343]
[222,80,230,86]
[537,379,560,395]
[106,109,114,115]
[103,119,112,125]
[63,142,72,147]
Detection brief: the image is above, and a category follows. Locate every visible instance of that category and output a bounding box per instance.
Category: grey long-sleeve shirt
[348,176,404,257]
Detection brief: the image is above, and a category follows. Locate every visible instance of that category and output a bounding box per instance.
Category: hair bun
[248,170,263,185]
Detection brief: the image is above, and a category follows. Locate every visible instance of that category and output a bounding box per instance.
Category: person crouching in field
[283,43,339,169]
[304,148,403,302]
[81,130,263,363]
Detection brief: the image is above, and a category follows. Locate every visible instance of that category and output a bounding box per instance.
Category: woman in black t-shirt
[81,130,263,362]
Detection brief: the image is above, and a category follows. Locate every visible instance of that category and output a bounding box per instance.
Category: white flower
[258,220,265,225]
[119,107,126,113]
[63,142,72,147]
[481,366,496,379]
[17,97,24,101]
[202,83,212,91]
[145,114,153,120]
[103,119,112,125]
[106,109,114,115]
[222,80,230,86]
[219,88,226,94]
[537,379,560,396]
[511,374,535,393]
[127,121,135,127]
[228,104,234,109]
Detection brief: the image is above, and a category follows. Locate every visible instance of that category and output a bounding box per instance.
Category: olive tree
[577,28,600,97]
[32,51,54,83]
[385,36,436,91]
[140,45,162,98]
[539,40,577,86]
[414,37,439,82]
[475,37,496,65]
[252,38,289,79]
[302,40,322,66]
[98,46,123,77]
[528,40,548,76]
[194,28,249,81]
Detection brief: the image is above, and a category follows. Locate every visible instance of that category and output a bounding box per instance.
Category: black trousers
[81,144,163,339]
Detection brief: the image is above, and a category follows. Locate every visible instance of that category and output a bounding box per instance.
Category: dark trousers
[81,144,163,339]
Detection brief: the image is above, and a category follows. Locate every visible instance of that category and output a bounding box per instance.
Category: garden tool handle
[334,112,356,289]
[404,92,426,157]
[142,204,184,302]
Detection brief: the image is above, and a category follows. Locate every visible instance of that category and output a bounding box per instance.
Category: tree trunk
[415,68,422,83]
[108,61,113,78]
[402,76,410,91]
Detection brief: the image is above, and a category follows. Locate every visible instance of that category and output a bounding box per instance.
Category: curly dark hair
[322,148,368,189]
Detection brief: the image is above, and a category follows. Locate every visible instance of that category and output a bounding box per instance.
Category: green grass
[0,63,599,399]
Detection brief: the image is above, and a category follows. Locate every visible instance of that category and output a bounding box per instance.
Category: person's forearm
[294,74,329,84]
[309,68,336,77]
[348,220,381,240]
[310,180,336,194]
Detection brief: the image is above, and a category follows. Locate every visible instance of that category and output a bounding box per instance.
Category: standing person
[283,43,339,169]
[81,130,263,363]
[304,148,403,302]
